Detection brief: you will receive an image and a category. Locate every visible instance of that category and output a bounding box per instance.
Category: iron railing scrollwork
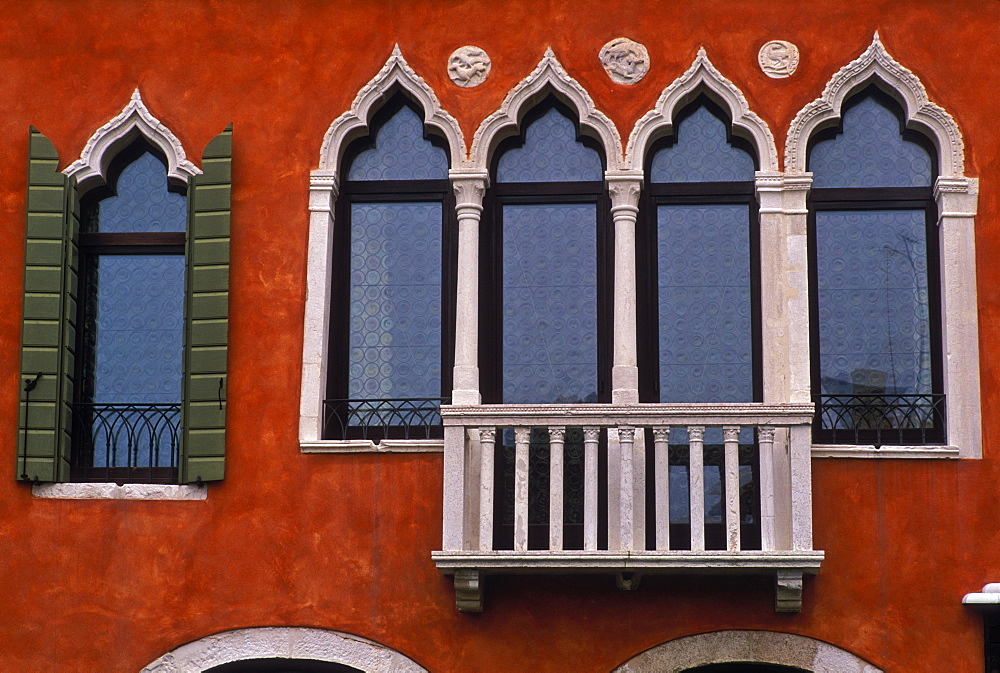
[323,397,449,440]
[72,403,180,483]
[813,393,946,445]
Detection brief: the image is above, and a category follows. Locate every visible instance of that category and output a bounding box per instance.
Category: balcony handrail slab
[441,402,815,428]
[432,550,825,573]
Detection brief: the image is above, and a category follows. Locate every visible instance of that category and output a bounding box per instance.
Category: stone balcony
[433,402,824,612]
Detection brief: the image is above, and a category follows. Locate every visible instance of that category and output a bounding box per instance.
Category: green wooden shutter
[181,125,231,483]
[17,127,77,482]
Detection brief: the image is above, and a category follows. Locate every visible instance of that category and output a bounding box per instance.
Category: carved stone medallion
[758,40,800,78]
[448,46,492,87]
[599,38,650,85]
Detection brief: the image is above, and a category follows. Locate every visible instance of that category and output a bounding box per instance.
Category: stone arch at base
[140,627,428,673]
[611,630,883,673]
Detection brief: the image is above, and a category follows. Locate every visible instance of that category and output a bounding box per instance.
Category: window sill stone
[811,444,960,459]
[32,482,208,500]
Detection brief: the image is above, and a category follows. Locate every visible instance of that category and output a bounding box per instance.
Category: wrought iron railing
[323,397,449,440]
[813,393,946,445]
[71,403,181,483]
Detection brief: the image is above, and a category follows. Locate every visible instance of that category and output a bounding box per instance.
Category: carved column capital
[606,172,643,212]
[308,170,340,213]
[652,427,670,443]
[450,170,490,209]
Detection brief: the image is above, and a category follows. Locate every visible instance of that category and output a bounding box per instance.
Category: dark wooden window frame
[806,87,944,446]
[325,94,457,440]
[71,140,186,483]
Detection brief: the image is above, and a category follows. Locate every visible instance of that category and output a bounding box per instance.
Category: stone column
[299,170,340,444]
[449,170,489,406]
[935,176,982,457]
[755,171,812,405]
[607,173,643,405]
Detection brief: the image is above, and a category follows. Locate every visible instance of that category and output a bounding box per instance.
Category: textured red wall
[1,1,999,671]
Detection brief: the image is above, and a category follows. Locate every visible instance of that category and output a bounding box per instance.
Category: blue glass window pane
[503,204,598,403]
[96,152,186,233]
[657,205,753,403]
[810,97,932,188]
[349,203,443,400]
[496,108,603,183]
[815,210,931,396]
[347,105,449,181]
[90,255,185,403]
[650,106,755,183]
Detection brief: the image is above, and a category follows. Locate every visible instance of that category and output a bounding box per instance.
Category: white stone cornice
[626,48,778,172]
[63,89,201,193]
[318,44,465,171]
[785,33,965,176]
[469,48,624,171]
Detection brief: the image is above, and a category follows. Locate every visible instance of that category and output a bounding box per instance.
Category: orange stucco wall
[1,1,999,671]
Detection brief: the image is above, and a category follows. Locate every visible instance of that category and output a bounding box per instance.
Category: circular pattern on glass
[447,46,491,88]
[599,38,649,85]
[757,40,799,78]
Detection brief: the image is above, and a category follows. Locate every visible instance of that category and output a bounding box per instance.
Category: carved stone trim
[141,627,428,673]
[448,46,492,88]
[469,47,624,171]
[450,170,490,207]
[318,44,465,171]
[626,48,778,172]
[599,38,650,85]
[775,569,804,613]
[607,173,643,211]
[454,569,484,613]
[758,40,800,79]
[63,89,201,193]
[611,629,883,673]
[785,33,965,177]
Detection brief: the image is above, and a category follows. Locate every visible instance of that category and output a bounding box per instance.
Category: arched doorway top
[611,630,882,673]
[141,627,428,673]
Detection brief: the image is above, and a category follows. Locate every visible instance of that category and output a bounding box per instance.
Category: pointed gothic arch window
[637,95,762,551]
[325,94,456,440]
[479,96,612,550]
[807,86,944,445]
[481,96,611,406]
[72,140,187,482]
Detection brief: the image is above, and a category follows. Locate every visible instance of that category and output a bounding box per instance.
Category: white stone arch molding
[625,47,778,172]
[785,32,982,459]
[301,45,464,448]
[785,32,963,177]
[140,626,429,673]
[468,47,625,172]
[63,89,202,192]
[611,630,883,673]
[316,43,465,174]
